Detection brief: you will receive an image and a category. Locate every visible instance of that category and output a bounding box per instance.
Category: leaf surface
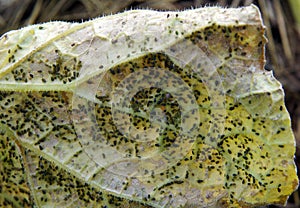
[0,5,298,208]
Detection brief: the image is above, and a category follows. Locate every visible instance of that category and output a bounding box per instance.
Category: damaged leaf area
[0,5,298,208]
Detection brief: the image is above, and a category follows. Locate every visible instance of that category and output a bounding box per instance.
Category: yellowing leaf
[0,5,298,208]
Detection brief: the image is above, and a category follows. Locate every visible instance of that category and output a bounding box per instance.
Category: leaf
[0,5,298,208]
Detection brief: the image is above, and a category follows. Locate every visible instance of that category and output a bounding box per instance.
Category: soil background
[0,0,299,207]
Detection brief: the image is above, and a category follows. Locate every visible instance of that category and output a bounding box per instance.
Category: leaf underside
[0,5,298,208]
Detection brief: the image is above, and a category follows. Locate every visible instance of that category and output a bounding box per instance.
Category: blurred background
[0,0,299,207]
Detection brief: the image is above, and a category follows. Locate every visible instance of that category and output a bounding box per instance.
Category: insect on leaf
[0,4,298,208]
